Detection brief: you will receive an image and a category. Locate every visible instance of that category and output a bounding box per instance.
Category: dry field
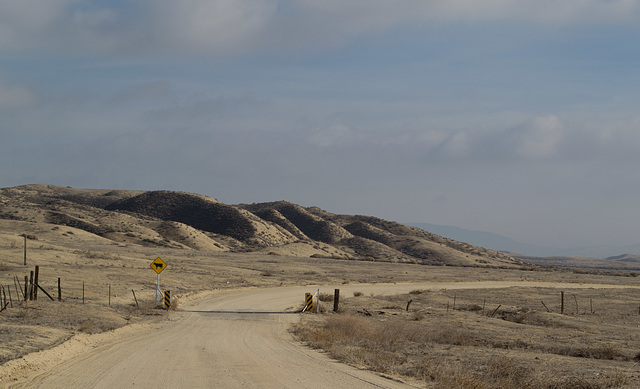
[294,285,640,388]
[2,218,640,387]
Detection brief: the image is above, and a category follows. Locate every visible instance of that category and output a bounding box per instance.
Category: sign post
[150,257,166,304]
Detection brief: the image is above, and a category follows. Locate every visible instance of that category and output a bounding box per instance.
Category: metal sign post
[156,274,161,303]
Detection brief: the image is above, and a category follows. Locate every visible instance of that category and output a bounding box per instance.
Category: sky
[1,0,640,250]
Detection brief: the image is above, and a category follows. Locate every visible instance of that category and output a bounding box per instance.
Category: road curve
[7,281,640,388]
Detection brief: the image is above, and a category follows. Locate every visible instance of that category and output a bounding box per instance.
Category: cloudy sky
[2,0,640,249]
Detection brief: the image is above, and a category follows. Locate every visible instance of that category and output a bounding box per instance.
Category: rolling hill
[0,184,521,267]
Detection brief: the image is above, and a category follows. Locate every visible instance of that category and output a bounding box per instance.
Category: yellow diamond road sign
[150,257,166,274]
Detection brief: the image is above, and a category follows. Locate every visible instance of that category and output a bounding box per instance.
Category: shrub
[318,293,334,302]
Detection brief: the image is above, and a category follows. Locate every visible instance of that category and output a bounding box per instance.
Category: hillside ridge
[0,185,521,267]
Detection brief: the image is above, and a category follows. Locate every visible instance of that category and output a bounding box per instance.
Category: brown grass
[293,314,628,388]
[293,287,640,388]
[318,292,334,302]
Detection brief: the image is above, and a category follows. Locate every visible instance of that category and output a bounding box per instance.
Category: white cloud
[443,131,472,157]
[0,0,75,50]
[308,124,358,147]
[0,1,638,55]
[144,0,278,54]
[517,115,563,158]
[421,0,639,23]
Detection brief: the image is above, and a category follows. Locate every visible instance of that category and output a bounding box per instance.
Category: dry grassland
[2,221,640,387]
[293,286,640,388]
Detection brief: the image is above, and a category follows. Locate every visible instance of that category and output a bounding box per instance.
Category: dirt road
[5,281,639,388]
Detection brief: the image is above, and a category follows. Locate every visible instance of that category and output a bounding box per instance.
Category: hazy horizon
[2,1,640,249]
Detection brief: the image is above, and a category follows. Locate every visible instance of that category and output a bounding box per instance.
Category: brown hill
[0,184,522,267]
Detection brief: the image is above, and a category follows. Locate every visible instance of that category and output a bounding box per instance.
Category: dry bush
[409,289,426,294]
[0,262,10,271]
[552,345,628,361]
[352,291,363,297]
[318,292,333,302]
[168,296,179,310]
[78,319,95,333]
[411,311,425,321]
[458,303,483,312]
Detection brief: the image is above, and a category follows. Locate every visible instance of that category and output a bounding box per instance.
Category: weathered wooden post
[29,271,34,300]
[561,291,565,315]
[132,289,139,308]
[14,276,23,300]
[333,289,340,312]
[23,234,27,266]
[34,266,39,301]
[58,278,61,301]
[24,276,28,301]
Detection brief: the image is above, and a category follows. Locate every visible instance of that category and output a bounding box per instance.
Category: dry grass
[293,314,629,388]
[0,298,168,363]
[293,287,640,388]
[318,292,334,302]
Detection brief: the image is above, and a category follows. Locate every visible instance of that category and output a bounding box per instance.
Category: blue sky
[2,1,640,249]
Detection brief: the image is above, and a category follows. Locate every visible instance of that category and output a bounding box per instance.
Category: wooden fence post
[58,278,61,301]
[23,234,27,266]
[29,271,34,300]
[333,289,340,312]
[561,291,564,315]
[24,275,28,301]
[35,283,54,301]
[132,289,139,308]
[14,276,24,300]
[34,266,39,301]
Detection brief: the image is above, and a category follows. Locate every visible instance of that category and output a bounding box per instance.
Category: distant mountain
[407,222,640,259]
[0,185,522,268]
